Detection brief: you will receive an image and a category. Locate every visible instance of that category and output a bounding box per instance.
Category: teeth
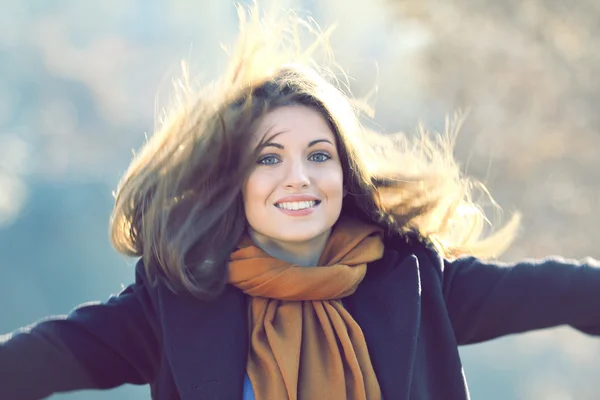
[276,200,317,210]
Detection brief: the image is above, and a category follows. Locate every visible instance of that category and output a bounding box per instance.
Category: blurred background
[1,0,599,398]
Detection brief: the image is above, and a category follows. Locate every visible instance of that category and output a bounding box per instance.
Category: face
[243,105,344,246]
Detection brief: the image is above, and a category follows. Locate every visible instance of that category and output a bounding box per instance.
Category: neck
[248,228,332,267]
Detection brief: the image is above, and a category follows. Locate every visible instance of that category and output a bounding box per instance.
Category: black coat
[2,234,600,400]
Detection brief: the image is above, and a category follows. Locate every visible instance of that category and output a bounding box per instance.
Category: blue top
[242,374,255,400]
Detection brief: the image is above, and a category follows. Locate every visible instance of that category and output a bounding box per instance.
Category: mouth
[275,200,321,211]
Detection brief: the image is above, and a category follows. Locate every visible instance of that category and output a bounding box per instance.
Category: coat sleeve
[0,261,160,399]
[439,253,600,345]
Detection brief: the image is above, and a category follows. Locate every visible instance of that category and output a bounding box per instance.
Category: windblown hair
[110,5,520,299]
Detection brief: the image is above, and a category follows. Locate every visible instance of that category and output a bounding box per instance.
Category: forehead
[252,105,336,145]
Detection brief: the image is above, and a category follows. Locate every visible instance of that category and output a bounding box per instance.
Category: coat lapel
[159,283,248,399]
[344,245,422,400]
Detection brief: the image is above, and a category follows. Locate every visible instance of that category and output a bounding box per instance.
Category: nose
[284,159,310,189]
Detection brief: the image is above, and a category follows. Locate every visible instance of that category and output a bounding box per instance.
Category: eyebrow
[259,138,334,150]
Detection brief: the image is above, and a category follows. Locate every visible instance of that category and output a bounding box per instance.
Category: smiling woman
[3,4,600,400]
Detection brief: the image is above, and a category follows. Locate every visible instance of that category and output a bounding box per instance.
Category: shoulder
[132,256,185,302]
[128,258,168,327]
[381,230,445,278]
[381,229,438,261]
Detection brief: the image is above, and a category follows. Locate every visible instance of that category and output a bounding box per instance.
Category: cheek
[243,171,271,208]
[320,167,344,202]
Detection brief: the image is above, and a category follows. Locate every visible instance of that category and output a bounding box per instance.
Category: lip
[274,195,320,204]
[275,202,320,217]
[273,195,321,217]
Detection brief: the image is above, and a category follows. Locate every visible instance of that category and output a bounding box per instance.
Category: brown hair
[110,6,519,299]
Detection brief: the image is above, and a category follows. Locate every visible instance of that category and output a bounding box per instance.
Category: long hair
[110,5,519,299]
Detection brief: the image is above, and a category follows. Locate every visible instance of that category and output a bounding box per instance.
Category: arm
[0,261,160,399]
[439,253,600,345]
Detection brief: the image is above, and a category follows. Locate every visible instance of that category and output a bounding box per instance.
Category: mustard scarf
[228,216,385,400]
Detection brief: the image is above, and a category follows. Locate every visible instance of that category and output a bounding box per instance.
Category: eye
[257,155,281,165]
[308,151,331,163]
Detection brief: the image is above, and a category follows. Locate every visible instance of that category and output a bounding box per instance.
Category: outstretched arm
[440,253,600,345]
[0,261,160,399]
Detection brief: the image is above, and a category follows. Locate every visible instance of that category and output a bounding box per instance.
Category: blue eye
[309,152,331,162]
[257,155,280,165]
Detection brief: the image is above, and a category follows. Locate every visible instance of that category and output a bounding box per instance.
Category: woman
[2,6,600,400]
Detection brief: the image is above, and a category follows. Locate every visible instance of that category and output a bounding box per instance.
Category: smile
[275,200,321,210]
